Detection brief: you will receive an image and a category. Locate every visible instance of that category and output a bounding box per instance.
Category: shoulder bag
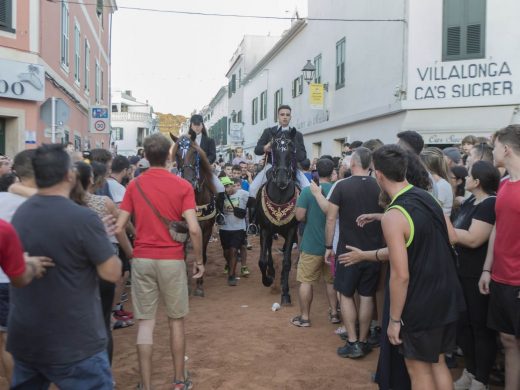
[135,179,189,243]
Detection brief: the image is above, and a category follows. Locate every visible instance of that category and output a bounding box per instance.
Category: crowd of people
[0,105,518,390]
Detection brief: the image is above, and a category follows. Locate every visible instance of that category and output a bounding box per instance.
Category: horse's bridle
[271,133,296,183]
[176,137,203,192]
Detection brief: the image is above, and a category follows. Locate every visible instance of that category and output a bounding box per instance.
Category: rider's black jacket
[254,126,307,165]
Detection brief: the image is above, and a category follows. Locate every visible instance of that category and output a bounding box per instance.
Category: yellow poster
[309,83,324,109]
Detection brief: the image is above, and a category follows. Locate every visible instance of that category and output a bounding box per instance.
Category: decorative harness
[261,186,299,226]
[176,136,216,222]
[261,132,299,226]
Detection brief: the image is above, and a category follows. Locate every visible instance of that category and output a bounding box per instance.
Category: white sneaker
[469,378,489,390]
[454,369,475,390]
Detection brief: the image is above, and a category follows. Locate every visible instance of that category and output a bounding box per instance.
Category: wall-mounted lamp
[301,60,316,84]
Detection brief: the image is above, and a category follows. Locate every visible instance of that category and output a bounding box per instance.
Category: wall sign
[0,59,45,101]
[413,61,514,100]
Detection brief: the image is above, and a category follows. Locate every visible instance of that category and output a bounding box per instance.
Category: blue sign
[92,107,109,118]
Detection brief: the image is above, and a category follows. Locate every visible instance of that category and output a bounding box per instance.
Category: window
[137,128,145,147]
[84,39,90,93]
[314,54,322,83]
[95,61,100,103]
[292,76,303,98]
[114,127,124,140]
[251,97,259,125]
[260,90,267,120]
[0,1,14,32]
[273,88,283,122]
[238,69,242,88]
[335,38,346,89]
[237,110,242,124]
[63,130,70,144]
[73,23,80,83]
[228,74,237,97]
[443,0,485,61]
[111,104,118,112]
[74,135,81,151]
[60,1,70,69]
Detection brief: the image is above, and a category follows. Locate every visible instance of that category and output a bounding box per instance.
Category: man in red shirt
[0,219,53,287]
[479,124,520,390]
[117,133,204,390]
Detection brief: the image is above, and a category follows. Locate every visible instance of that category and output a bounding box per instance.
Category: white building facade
[201,0,520,159]
[111,90,157,156]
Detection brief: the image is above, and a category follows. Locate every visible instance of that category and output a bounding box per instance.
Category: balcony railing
[112,112,152,122]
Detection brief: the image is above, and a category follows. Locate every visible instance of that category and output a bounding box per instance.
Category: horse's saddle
[196,197,216,221]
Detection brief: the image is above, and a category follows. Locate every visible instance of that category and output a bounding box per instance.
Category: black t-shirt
[9,195,115,364]
[328,176,384,255]
[453,195,496,278]
[390,186,465,332]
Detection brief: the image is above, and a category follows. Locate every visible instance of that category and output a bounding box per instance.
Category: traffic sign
[94,120,106,132]
[90,105,110,134]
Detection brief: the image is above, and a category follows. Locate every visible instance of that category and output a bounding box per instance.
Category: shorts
[0,283,9,331]
[399,321,457,363]
[131,258,188,320]
[487,280,520,337]
[219,230,246,250]
[296,252,333,284]
[334,260,381,298]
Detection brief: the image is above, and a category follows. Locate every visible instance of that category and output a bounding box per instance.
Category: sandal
[173,378,193,390]
[328,309,341,324]
[113,319,134,330]
[291,315,311,327]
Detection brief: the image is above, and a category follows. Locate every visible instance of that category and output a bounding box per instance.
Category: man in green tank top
[373,145,464,390]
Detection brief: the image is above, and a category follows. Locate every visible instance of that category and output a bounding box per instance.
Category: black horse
[171,134,216,297]
[256,132,299,306]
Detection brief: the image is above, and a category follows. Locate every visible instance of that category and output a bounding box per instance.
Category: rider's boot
[216,192,226,225]
[247,197,257,235]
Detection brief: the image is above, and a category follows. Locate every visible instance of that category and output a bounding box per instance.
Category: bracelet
[482,269,491,273]
[390,316,402,324]
[375,249,381,262]
[325,245,333,250]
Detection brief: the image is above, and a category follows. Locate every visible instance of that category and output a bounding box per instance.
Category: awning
[402,105,516,144]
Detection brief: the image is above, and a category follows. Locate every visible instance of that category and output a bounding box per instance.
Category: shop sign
[413,61,514,100]
[0,59,45,101]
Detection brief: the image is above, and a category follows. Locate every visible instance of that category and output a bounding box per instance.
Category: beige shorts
[131,258,189,320]
[297,252,333,284]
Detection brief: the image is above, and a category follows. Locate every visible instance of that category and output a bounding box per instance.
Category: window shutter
[443,0,465,59]
[0,1,10,28]
[299,75,303,95]
[465,0,485,56]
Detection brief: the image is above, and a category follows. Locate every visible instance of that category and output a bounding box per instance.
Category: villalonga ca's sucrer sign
[414,61,513,100]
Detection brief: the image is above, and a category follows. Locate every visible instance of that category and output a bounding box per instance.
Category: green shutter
[0,0,11,29]
[443,0,485,60]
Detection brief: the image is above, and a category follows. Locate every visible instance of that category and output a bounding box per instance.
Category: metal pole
[51,97,56,143]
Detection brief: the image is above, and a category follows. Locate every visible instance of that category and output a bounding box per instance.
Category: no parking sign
[90,106,110,134]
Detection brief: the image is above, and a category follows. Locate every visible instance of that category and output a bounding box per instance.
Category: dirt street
[112,236,379,390]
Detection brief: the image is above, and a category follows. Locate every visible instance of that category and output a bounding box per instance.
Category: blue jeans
[11,350,113,389]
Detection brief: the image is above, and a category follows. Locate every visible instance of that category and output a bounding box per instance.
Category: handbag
[135,179,189,243]
[225,193,247,219]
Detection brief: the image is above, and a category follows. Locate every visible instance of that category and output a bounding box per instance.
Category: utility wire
[48,0,405,22]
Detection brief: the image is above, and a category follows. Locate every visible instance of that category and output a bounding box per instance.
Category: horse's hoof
[262,275,274,287]
[193,288,205,297]
[281,295,292,306]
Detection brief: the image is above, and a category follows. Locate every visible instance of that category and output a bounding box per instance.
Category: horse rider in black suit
[249,105,310,200]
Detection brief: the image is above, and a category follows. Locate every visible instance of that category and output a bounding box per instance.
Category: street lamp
[301,60,316,84]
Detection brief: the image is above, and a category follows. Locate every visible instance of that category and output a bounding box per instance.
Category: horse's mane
[172,135,216,194]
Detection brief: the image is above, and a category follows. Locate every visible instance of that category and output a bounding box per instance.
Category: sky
[111,0,307,115]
